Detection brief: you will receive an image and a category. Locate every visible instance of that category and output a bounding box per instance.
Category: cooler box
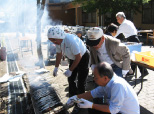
[135,51,154,66]
[124,42,142,54]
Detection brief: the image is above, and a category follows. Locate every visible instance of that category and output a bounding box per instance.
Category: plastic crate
[135,51,154,66]
[124,42,142,54]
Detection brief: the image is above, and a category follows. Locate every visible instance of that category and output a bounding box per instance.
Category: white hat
[86,27,104,46]
[48,26,66,39]
[86,27,104,40]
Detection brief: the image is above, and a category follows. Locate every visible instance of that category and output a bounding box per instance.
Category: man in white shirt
[48,26,90,97]
[115,12,140,42]
[115,12,149,76]
[66,62,140,114]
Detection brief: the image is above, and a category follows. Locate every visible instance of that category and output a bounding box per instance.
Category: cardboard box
[135,51,154,66]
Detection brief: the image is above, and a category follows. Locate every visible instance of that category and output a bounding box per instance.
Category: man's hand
[53,67,58,76]
[91,64,96,72]
[77,98,93,109]
[64,69,72,77]
[66,95,78,107]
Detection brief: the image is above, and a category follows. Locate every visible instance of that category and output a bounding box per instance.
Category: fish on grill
[30,77,67,114]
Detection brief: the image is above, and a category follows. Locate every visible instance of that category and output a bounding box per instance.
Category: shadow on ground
[125,75,148,94]
[45,60,56,66]
[140,105,153,114]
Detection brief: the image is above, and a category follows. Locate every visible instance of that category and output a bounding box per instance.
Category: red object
[142,57,150,63]
[142,57,144,61]
[0,47,6,61]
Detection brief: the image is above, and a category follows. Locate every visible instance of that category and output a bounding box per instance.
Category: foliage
[73,0,151,14]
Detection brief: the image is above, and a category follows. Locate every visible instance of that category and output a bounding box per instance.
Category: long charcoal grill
[5,37,67,114]
[29,76,67,114]
[6,37,30,114]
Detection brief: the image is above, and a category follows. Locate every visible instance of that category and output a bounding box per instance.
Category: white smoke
[0,0,70,72]
[0,0,37,34]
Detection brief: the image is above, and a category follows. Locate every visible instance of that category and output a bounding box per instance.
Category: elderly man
[47,26,90,97]
[115,12,139,42]
[66,62,140,114]
[115,12,148,76]
[86,27,132,77]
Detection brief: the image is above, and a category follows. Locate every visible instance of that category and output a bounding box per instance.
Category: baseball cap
[86,27,104,46]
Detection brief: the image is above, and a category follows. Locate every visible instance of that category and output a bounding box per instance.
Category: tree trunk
[36,0,45,68]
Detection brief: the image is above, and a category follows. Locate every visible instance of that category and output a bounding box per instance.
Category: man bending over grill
[86,27,132,77]
[47,26,90,97]
[66,62,140,114]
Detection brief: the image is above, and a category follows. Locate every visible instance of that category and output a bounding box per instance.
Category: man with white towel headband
[47,26,90,97]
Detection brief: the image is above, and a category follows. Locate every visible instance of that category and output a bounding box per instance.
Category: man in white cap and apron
[47,26,90,97]
[86,27,132,77]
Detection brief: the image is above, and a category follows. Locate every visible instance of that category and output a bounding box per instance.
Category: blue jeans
[111,64,122,77]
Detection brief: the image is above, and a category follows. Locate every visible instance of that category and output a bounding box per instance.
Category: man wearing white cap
[47,26,90,97]
[86,27,131,77]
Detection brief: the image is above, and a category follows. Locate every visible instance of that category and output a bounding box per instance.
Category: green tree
[73,0,150,14]
[73,0,151,26]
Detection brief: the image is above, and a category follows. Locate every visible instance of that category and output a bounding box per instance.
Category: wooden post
[96,9,99,26]
[75,7,78,25]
